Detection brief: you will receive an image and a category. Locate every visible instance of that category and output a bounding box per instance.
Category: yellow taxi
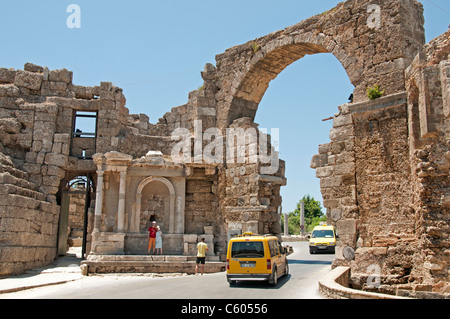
[226,232,289,286]
[308,224,337,254]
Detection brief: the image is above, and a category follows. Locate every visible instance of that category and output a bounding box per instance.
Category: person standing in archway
[147,221,157,254]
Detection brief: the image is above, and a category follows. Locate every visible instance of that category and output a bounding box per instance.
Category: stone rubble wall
[0,152,59,276]
[402,30,450,294]
[0,63,178,276]
[310,30,449,296]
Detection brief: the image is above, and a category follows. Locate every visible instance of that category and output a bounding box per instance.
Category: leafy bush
[251,42,260,54]
[366,85,385,100]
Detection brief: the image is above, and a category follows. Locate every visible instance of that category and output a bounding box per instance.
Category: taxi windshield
[231,241,264,258]
[312,230,334,238]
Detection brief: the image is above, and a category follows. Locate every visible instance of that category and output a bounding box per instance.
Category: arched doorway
[139,180,171,233]
[135,176,177,234]
[58,174,96,260]
[255,52,354,217]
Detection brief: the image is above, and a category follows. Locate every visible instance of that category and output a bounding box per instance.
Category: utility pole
[284,213,289,235]
[300,200,305,237]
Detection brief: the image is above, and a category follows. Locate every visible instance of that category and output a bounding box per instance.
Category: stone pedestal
[90,231,125,255]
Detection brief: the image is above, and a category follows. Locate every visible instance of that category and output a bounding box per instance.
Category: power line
[425,0,450,15]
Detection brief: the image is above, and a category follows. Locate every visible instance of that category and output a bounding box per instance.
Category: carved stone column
[117,169,127,232]
[93,170,104,232]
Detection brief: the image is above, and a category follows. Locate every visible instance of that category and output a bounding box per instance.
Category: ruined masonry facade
[0,0,449,298]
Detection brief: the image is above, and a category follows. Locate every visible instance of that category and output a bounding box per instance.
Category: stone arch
[132,177,176,233]
[214,0,425,129]
[137,176,176,196]
[226,39,346,125]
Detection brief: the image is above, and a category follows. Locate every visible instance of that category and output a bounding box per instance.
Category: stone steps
[0,180,47,201]
[81,255,226,275]
[0,171,38,191]
[87,255,221,262]
[0,162,29,181]
[0,152,61,277]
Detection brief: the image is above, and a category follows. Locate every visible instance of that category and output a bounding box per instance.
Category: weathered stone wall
[403,30,450,294]
[0,152,59,276]
[185,177,218,235]
[310,30,449,296]
[351,103,417,291]
[68,192,87,231]
[0,63,177,275]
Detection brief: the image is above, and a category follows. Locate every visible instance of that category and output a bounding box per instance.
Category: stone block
[44,153,68,167]
[316,166,334,178]
[310,153,328,168]
[318,143,330,154]
[42,175,61,187]
[14,70,43,91]
[53,133,70,144]
[334,162,356,176]
[24,63,44,73]
[320,176,343,188]
[49,81,68,92]
[331,208,342,221]
[0,84,19,97]
[0,68,16,84]
[166,256,188,262]
[183,234,198,243]
[329,125,354,142]
[0,118,21,134]
[48,69,73,84]
[333,114,353,128]
[35,102,58,114]
[337,219,357,236]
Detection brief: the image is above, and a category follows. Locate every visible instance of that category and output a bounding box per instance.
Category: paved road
[0,242,334,299]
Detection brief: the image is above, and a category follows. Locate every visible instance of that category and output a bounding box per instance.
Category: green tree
[282,195,325,234]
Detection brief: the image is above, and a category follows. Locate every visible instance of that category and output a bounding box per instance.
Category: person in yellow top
[195,237,209,275]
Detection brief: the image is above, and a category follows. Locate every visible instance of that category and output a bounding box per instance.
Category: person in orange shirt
[147,221,157,254]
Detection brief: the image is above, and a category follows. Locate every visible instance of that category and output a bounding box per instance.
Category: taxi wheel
[269,268,278,286]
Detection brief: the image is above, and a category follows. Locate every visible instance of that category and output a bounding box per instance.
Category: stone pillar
[117,170,127,231]
[169,194,176,233]
[132,193,142,232]
[93,170,104,232]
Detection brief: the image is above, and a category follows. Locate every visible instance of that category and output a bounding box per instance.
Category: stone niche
[91,151,187,255]
[90,151,217,256]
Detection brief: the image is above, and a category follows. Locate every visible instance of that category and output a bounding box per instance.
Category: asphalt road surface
[0,242,335,299]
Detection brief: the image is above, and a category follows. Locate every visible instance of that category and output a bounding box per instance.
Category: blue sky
[1,1,448,214]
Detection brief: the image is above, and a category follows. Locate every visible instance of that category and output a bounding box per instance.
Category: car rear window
[231,241,264,258]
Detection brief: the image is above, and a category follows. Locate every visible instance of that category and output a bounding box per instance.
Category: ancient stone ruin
[0,0,448,297]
